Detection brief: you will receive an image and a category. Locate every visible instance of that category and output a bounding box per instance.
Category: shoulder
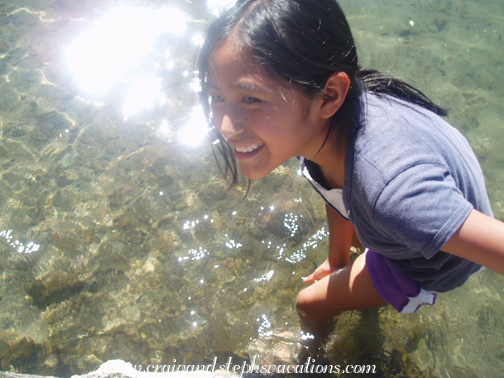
[357,94,453,155]
[347,92,477,184]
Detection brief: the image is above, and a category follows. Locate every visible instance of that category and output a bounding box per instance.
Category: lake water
[0,0,503,376]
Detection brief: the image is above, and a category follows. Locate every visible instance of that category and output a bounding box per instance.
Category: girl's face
[207,40,330,180]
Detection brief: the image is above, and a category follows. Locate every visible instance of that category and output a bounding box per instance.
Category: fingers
[303,268,328,283]
[303,272,317,283]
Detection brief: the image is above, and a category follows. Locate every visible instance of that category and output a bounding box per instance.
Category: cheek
[258,114,297,140]
[249,111,278,132]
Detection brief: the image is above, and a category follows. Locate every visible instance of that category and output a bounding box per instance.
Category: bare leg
[296,253,388,324]
[296,314,335,363]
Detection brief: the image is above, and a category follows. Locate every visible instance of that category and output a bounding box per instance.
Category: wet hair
[197,0,447,187]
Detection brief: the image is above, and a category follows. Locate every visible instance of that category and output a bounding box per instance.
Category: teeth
[235,143,263,153]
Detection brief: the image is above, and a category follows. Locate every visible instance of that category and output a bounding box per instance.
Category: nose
[216,108,246,140]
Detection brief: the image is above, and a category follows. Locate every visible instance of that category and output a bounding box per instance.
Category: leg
[296,253,388,324]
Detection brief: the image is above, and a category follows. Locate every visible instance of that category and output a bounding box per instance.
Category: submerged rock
[26,271,85,308]
[434,17,447,31]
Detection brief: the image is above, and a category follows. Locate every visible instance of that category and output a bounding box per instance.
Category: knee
[295,288,333,324]
[295,289,311,319]
[296,285,343,324]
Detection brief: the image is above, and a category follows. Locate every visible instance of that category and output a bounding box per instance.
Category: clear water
[0,0,503,376]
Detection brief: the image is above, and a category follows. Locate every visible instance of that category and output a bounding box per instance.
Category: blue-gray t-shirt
[301,93,493,292]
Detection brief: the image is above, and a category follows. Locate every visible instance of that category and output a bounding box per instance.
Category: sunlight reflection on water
[66,6,189,93]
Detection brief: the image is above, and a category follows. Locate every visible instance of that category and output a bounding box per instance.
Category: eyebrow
[206,81,272,94]
[232,81,272,94]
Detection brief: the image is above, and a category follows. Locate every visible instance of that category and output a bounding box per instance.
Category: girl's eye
[242,97,262,105]
[210,95,224,103]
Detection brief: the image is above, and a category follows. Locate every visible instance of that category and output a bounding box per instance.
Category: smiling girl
[197,0,504,324]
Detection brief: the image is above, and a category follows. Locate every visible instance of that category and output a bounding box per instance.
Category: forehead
[207,39,274,89]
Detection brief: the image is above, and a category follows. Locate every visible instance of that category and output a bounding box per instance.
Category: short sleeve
[373,163,473,259]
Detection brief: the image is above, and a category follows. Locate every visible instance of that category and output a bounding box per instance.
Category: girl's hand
[303,258,342,283]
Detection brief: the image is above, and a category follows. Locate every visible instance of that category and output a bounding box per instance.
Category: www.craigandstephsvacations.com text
[134,356,377,376]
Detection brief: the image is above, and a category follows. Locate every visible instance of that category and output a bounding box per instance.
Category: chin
[242,171,269,180]
[239,166,272,180]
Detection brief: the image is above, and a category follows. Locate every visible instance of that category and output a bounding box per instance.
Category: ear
[319,72,351,119]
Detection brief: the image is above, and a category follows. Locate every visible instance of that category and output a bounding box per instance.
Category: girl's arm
[303,203,356,283]
[443,209,504,275]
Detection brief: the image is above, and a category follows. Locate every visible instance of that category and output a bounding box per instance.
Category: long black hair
[197,0,447,187]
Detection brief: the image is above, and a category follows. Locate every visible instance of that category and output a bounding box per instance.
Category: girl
[197,0,504,324]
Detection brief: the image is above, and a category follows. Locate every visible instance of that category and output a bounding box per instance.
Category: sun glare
[66,6,189,93]
[178,106,211,147]
[207,0,236,15]
[123,76,166,119]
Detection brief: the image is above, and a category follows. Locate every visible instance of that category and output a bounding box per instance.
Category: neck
[306,140,347,190]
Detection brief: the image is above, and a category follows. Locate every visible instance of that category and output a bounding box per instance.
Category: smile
[235,143,264,153]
